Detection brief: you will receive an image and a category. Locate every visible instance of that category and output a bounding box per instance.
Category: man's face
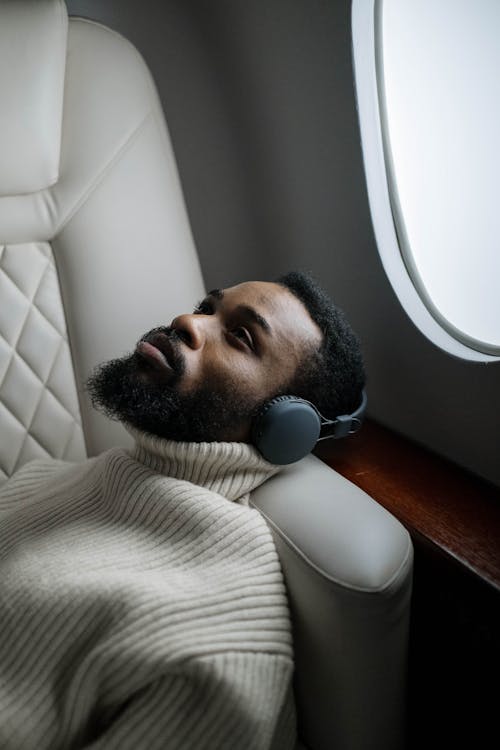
[87,281,322,444]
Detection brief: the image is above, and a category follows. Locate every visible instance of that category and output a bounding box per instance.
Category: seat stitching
[1,344,82,422]
[53,111,153,236]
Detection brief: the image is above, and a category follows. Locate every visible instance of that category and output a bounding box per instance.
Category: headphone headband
[317,388,368,441]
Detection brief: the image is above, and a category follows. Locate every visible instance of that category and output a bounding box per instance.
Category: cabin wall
[66,0,500,487]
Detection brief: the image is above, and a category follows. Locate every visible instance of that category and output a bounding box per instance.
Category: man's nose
[170,313,209,350]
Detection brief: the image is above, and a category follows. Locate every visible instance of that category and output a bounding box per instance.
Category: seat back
[0,6,413,750]
[0,0,204,480]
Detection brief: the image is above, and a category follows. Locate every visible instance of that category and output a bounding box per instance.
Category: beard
[85,328,259,443]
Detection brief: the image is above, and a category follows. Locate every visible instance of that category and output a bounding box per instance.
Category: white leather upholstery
[251,455,412,750]
[0,242,86,480]
[0,0,67,195]
[0,1,204,469]
[0,3,413,749]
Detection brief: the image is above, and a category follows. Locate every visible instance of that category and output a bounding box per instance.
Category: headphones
[251,389,367,465]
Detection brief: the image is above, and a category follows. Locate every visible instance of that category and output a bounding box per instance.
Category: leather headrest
[0,0,68,196]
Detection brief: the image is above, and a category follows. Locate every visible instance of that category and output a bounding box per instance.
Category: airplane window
[352,0,500,361]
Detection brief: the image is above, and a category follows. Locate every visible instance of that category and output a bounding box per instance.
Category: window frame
[351,0,500,362]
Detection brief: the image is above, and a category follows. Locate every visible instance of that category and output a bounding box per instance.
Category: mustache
[138,326,186,376]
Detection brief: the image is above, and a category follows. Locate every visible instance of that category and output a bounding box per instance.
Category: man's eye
[193,300,213,315]
[232,327,254,350]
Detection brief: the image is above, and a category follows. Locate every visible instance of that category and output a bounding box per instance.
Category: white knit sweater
[0,430,296,750]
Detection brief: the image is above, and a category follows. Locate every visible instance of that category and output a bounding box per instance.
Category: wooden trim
[313,419,500,590]
[314,419,500,747]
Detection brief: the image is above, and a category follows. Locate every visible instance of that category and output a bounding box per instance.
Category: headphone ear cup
[251,396,322,465]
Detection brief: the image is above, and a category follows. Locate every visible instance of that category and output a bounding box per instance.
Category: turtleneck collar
[125,426,281,502]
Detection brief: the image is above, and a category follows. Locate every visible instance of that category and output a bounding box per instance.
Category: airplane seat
[0,2,413,749]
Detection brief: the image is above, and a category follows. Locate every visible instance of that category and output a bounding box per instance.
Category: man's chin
[86,355,176,423]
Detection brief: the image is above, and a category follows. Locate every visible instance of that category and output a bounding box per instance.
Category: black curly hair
[276,271,365,418]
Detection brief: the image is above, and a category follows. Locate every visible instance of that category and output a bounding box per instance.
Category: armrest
[250,454,413,750]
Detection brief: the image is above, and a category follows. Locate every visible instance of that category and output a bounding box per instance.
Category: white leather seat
[0,2,413,748]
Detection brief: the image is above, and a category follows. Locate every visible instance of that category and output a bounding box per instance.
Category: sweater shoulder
[1,457,69,496]
[0,454,103,516]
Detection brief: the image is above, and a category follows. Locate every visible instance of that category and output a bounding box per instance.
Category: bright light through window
[352,0,500,360]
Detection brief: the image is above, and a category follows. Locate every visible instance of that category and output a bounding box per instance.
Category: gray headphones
[251,390,367,465]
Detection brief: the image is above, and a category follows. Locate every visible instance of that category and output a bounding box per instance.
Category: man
[0,271,365,750]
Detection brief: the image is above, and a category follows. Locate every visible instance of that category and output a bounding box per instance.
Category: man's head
[276,271,365,419]
[87,271,365,447]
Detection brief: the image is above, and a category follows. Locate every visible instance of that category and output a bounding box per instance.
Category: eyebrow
[206,289,272,335]
[207,288,224,301]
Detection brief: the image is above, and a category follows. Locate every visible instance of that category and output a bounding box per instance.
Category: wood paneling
[314,420,500,747]
[314,419,500,589]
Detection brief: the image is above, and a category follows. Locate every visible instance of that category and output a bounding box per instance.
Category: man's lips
[136,341,172,371]
[136,330,182,372]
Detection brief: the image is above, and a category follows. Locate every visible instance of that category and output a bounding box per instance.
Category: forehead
[222,280,322,351]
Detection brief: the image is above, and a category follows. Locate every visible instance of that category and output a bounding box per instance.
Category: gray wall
[66,0,500,486]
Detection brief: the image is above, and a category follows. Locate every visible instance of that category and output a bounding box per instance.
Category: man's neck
[126,426,281,502]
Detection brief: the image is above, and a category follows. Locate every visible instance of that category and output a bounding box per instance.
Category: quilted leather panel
[0,242,86,482]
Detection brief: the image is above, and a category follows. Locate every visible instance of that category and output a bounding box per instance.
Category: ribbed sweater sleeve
[0,436,296,750]
[84,653,295,750]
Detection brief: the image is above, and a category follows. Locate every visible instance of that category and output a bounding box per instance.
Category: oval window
[352,0,500,360]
